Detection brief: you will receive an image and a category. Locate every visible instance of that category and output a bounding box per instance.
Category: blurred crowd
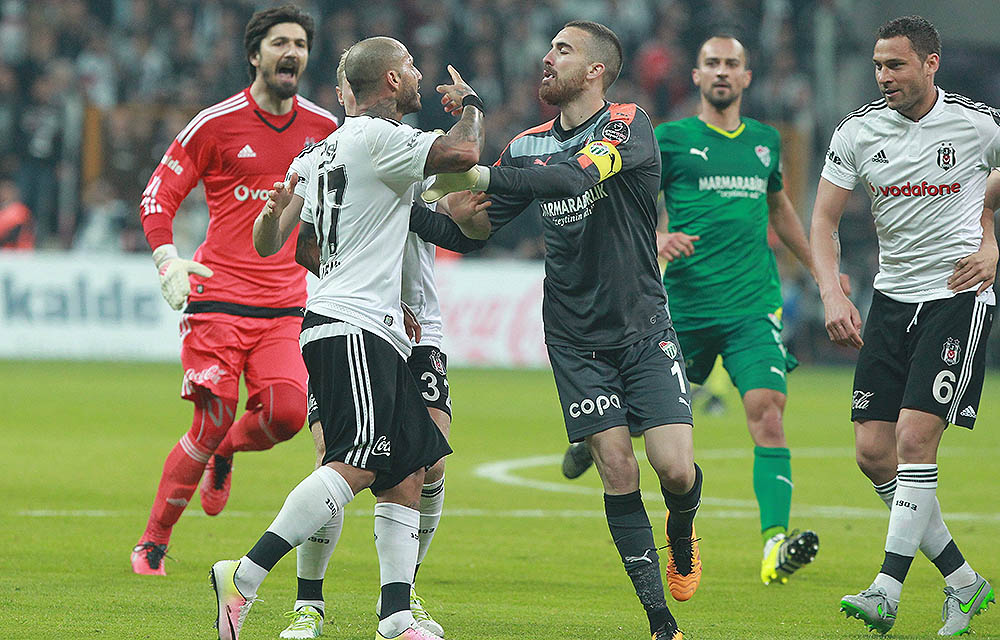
[0,0,845,254]
[2,0,999,361]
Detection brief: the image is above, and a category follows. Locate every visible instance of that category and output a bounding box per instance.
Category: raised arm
[810,177,862,348]
[253,173,305,257]
[423,66,484,176]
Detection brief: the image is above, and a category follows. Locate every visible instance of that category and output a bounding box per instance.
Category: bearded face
[538,60,588,106]
[254,22,308,101]
[397,71,422,115]
[259,57,300,100]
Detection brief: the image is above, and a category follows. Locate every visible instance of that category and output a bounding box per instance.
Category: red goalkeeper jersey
[141,88,338,310]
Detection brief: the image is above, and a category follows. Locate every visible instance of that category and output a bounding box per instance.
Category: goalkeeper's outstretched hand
[152,243,213,310]
[421,166,490,203]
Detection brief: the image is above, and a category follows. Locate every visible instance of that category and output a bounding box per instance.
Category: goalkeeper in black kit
[412,21,702,640]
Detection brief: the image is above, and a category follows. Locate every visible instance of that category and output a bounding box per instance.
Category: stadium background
[1,2,1000,639]
[2,0,1000,365]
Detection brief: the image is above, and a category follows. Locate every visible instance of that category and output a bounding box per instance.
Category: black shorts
[547,326,694,443]
[408,345,452,417]
[308,346,452,424]
[852,291,994,429]
[300,314,452,493]
[307,381,320,426]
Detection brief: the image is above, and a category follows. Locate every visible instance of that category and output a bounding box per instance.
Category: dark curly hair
[876,15,941,60]
[244,4,315,81]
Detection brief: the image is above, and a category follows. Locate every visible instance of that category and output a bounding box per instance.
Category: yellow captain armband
[576,140,622,182]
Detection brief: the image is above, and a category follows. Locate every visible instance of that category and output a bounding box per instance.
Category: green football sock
[753,446,792,544]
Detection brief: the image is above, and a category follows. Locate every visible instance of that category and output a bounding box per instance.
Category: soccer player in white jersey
[206,36,485,640]
[278,49,464,640]
[810,15,1000,636]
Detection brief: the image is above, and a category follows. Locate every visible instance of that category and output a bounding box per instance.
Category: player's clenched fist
[152,243,213,310]
[263,172,299,219]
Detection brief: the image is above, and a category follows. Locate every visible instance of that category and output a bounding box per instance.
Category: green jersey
[656,116,783,325]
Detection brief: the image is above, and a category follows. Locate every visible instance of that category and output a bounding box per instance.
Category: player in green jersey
[660,34,827,585]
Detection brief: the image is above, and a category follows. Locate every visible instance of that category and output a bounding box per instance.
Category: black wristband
[461,94,486,114]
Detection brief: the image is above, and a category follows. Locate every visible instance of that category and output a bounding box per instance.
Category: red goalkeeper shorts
[178,312,306,405]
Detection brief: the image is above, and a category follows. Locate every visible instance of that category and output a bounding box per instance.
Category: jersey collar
[244,86,299,130]
[702,119,746,139]
[552,101,609,141]
[889,86,944,125]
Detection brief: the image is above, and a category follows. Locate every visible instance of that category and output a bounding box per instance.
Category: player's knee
[261,384,307,442]
[855,446,894,482]
[655,462,695,494]
[592,447,640,490]
[894,431,937,465]
[188,389,237,450]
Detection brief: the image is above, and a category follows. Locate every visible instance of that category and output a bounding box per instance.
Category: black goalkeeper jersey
[484,102,668,349]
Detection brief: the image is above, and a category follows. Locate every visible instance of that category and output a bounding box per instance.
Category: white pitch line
[12,447,997,523]
[470,450,1000,522]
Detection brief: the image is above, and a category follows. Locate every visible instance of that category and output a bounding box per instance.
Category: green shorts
[674,311,798,396]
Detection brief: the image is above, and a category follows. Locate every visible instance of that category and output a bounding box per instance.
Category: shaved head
[698,35,747,67]
[344,36,407,103]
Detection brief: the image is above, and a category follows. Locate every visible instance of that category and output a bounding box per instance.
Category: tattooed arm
[295,221,320,277]
[424,65,485,175]
[810,177,862,348]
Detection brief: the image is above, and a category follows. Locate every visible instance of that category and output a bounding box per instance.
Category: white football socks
[878,464,938,601]
[236,466,354,597]
[374,502,420,637]
[417,476,445,569]
[297,511,344,580]
[268,466,354,548]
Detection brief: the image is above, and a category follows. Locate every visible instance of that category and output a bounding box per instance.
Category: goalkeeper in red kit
[131,4,338,575]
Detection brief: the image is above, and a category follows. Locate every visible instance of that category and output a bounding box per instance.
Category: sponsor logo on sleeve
[826,148,842,166]
[601,119,630,144]
[405,131,423,148]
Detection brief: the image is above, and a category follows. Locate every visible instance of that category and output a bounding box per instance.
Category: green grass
[0,362,997,639]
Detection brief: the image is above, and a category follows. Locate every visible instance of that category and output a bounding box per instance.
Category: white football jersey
[401,188,444,348]
[822,88,1000,303]
[291,115,442,357]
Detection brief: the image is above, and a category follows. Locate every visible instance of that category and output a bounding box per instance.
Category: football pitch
[1,361,997,639]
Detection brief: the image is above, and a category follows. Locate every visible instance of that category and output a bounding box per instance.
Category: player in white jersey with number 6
[206,36,486,640]
[810,15,999,637]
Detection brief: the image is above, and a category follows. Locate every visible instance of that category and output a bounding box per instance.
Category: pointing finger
[447,64,464,84]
